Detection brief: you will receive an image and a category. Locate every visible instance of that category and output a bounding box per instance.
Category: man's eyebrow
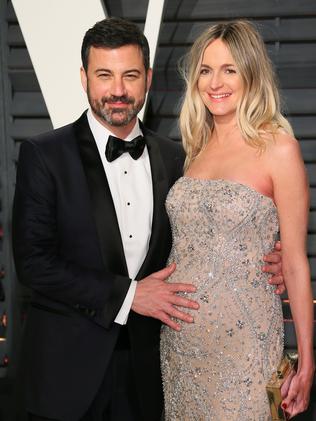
[94,68,142,74]
[123,69,141,74]
[95,68,111,72]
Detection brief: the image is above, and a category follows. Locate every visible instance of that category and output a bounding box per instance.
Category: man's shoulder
[26,120,76,148]
[25,112,89,149]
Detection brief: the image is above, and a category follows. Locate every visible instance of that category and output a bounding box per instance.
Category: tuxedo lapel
[73,113,129,277]
[136,129,170,279]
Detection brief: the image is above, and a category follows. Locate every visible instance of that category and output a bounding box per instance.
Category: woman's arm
[269,133,315,418]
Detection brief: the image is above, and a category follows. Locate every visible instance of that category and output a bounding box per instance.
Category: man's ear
[146,68,153,93]
[80,66,88,93]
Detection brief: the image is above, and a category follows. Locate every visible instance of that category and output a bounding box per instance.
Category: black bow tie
[105,135,145,162]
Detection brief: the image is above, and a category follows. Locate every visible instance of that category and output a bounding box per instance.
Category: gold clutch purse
[266,351,298,420]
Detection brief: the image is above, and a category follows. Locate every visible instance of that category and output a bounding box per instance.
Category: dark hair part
[81,17,150,71]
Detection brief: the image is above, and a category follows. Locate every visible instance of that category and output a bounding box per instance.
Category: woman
[160,20,314,420]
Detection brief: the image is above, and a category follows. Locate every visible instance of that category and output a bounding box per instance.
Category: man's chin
[106,111,137,127]
[108,119,131,127]
[107,114,133,127]
[94,111,129,127]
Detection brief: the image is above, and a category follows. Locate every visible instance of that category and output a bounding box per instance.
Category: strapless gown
[160,177,284,421]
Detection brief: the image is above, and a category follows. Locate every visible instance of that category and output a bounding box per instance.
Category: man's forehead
[89,44,142,57]
[87,45,144,68]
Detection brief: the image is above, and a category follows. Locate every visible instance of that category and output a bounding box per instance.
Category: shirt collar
[87,108,142,146]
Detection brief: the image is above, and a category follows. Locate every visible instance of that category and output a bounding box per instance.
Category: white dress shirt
[87,109,153,324]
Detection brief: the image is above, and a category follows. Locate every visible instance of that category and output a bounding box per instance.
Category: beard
[87,85,146,127]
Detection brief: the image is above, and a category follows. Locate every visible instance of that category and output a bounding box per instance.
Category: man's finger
[160,312,181,331]
[274,285,286,295]
[269,274,286,295]
[274,240,281,251]
[269,274,283,285]
[166,305,194,323]
[172,295,199,310]
[262,263,281,273]
[169,282,196,293]
[263,253,281,264]
[152,263,176,280]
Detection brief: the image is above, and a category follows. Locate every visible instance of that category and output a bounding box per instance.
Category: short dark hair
[81,17,150,72]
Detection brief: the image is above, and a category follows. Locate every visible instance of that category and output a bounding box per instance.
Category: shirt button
[127,202,130,206]
[124,171,127,174]
[129,235,133,238]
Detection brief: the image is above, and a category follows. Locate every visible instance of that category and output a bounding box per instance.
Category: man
[13,18,284,421]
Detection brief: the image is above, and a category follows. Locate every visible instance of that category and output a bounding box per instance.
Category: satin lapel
[136,129,170,279]
[73,113,128,276]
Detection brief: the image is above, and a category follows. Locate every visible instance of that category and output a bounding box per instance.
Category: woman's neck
[211,117,241,145]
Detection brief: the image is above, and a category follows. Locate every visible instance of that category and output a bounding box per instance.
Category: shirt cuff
[114,280,137,325]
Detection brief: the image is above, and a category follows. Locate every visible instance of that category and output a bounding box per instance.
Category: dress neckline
[180,176,276,208]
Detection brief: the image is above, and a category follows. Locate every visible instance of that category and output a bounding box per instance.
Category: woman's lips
[207,93,231,102]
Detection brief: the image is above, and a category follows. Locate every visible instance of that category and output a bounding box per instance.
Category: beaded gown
[160,177,284,421]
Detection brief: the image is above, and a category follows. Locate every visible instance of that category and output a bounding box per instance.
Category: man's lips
[107,101,129,107]
[101,96,134,107]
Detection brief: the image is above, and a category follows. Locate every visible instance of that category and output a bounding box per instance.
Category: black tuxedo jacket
[12,112,185,421]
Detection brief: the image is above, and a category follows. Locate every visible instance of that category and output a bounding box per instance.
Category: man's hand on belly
[131,263,199,331]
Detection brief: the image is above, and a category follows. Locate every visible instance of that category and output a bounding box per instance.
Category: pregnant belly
[163,259,282,359]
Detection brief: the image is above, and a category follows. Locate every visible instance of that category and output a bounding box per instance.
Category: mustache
[101,95,134,105]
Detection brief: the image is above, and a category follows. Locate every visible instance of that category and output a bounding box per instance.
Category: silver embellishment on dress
[200,294,209,303]
[236,320,245,329]
[243,377,253,387]
[226,328,234,337]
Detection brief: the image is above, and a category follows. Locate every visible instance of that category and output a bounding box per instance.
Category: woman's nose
[209,72,224,90]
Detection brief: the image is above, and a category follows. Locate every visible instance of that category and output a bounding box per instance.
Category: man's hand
[262,240,285,294]
[132,263,199,331]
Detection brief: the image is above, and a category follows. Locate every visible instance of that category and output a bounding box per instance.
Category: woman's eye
[200,68,209,75]
[226,68,236,74]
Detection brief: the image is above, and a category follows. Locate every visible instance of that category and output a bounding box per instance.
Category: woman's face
[197,38,244,121]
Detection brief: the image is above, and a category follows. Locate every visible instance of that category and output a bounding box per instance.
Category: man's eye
[125,74,138,80]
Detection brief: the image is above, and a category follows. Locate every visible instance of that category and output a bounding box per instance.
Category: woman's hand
[281,367,315,419]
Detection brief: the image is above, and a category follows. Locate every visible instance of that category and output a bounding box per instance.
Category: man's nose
[110,77,127,97]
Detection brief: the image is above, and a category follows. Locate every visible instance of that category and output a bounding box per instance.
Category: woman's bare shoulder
[265,130,301,160]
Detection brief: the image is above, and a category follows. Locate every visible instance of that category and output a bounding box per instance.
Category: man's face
[81,45,152,133]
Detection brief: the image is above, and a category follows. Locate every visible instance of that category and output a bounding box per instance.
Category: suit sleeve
[12,140,131,329]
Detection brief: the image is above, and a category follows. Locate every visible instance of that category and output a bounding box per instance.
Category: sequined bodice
[160,177,284,421]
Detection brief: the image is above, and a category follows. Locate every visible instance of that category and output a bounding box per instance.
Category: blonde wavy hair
[180,20,293,170]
